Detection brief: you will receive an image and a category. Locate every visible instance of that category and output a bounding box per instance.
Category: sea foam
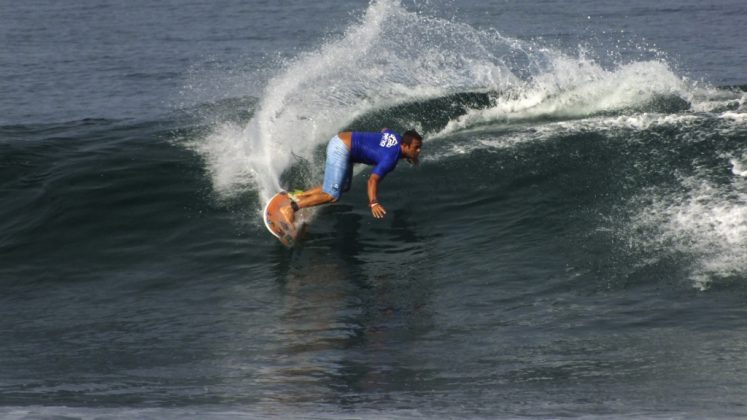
[630,171,747,291]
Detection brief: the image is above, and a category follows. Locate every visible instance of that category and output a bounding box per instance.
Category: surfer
[280,129,423,223]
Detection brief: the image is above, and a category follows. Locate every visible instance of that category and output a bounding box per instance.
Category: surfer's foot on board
[280,202,296,225]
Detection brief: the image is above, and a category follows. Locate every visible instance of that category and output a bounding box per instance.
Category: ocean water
[2,0,747,418]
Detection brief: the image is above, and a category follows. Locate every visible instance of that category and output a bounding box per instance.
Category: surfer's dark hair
[402,129,423,145]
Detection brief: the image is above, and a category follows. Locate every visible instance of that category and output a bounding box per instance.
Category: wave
[181,0,747,291]
[190,0,747,207]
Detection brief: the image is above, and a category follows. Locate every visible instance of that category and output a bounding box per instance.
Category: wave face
[190,0,747,290]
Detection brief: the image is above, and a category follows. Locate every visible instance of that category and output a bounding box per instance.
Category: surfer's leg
[281,135,348,223]
[341,163,354,193]
[296,191,335,208]
[319,134,350,201]
[281,188,335,224]
[294,186,323,199]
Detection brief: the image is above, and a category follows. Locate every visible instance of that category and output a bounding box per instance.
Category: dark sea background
[2,0,747,418]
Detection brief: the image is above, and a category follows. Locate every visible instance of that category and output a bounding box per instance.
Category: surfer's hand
[370,203,387,219]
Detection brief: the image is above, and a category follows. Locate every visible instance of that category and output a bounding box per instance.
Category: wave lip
[439,59,692,135]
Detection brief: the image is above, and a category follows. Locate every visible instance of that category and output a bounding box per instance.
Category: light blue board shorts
[322,135,353,200]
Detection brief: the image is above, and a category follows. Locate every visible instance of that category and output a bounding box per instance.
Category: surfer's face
[402,139,422,165]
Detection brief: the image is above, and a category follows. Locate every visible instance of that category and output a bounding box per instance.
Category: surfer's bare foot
[280,203,295,225]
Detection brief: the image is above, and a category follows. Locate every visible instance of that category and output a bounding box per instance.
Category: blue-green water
[2,1,747,418]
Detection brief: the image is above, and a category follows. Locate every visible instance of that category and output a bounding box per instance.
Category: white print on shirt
[380,133,398,148]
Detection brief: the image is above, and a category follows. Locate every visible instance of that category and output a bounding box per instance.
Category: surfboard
[263,191,299,247]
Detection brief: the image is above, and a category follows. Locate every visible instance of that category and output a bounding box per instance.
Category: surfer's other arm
[367,173,386,219]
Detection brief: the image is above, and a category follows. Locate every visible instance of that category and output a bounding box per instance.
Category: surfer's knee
[320,185,340,202]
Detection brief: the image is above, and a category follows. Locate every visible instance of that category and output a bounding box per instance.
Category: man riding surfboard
[280,129,423,224]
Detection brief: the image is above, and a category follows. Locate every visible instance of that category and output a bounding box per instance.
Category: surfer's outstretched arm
[367,174,386,219]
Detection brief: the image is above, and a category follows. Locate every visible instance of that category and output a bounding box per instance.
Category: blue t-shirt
[350,130,402,178]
